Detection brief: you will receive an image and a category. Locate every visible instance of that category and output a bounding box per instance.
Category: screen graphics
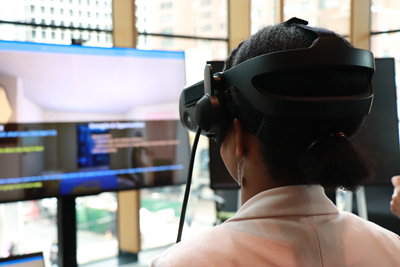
[0,40,189,202]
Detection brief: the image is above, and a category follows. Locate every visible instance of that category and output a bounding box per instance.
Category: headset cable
[176,126,201,243]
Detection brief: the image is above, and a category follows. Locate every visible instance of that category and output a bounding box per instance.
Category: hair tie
[307,132,348,152]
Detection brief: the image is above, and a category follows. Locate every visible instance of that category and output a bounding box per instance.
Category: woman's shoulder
[150,225,240,267]
[340,211,400,244]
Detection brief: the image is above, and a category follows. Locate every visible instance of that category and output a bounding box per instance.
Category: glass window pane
[76,192,118,265]
[283,0,350,36]
[0,199,58,267]
[141,135,215,249]
[371,0,400,32]
[0,0,113,47]
[137,36,228,60]
[251,0,278,35]
[135,0,228,39]
[0,24,112,47]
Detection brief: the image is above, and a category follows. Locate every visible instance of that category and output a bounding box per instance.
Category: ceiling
[0,43,186,114]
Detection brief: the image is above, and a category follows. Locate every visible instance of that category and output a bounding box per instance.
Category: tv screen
[0,40,189,203]
[0,252,44,267]
[354,58,400,185]
[208,58,400,189]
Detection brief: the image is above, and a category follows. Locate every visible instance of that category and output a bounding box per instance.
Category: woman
[151,19,400,266]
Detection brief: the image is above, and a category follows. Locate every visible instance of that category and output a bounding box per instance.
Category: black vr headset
[179,18,375,143]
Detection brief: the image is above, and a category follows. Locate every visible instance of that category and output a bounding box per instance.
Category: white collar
[225,185,339,223]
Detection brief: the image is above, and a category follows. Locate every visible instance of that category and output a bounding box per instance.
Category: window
[87,11,91,18]
[61,8,64,15]
[161,37,174,47]
[41,19,45,24]
[96,1,99,7]
[97,34,100,42]
[51,7,55,14]
[69,0,73,3]
[201,0,212,6]
[201,24,212,31]
[161,28,173,34]
[79,10,82,17]
[61,32,65,40]
[300,1,314,13]
[319,0,339,9]
[105,1,108,8]
[70,10,73,16]
[31,18,36,23]
[96,13,99,18]
[52,31,56,39]
[135,0,228,55]
[0,200,58,267]
[70,22,74,26]
[105,13,108,19]
[161,15,173,23]
[51,20,55,25]
[161,2,173,9]
[78,0,82,4]
[371,0,400,116]
[201,12,212,19]
[60,21,64,25]
[87,0,90,5]
[371,0,400,32]
[79,22,82,27]
[41,6,45,13]
[32,30,36,38]
[31,5,35,12]
[42,31,46,39]
[283,0,349,36]
[88,23,91,28]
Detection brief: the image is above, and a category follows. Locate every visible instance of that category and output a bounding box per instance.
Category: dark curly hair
[223,20,374,191]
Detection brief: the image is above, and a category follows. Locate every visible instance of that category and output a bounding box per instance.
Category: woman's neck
[239,134,298,205]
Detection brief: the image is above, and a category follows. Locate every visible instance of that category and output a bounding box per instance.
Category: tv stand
[57,196,78,267]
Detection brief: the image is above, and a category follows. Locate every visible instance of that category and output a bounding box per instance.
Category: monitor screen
[0,41,189,202]
[0,252,45,267]
[354,58,400,185]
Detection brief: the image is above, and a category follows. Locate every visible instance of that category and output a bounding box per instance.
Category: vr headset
[179,18,375,143]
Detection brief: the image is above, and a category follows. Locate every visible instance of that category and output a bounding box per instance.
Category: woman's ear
[234,118,245,158]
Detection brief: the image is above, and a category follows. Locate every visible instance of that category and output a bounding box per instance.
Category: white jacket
[150,185,400,266]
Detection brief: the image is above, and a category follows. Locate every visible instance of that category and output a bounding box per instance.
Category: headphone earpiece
[213,93,229,144]
[194,65,229,143]
[194,94,228,144]
[194,94,217,133]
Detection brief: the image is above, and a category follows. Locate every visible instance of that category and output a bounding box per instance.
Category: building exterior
[135,0,229,60]
[0,0,113,47]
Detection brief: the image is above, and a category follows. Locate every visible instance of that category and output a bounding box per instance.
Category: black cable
[176,127,202,243]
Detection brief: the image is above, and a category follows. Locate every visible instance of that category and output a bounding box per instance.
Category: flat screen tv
[208,58,400,189]
[0,252,44,267]
[0,40,189,203]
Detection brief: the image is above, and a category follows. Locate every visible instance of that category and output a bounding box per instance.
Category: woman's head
[222,20,373,191]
